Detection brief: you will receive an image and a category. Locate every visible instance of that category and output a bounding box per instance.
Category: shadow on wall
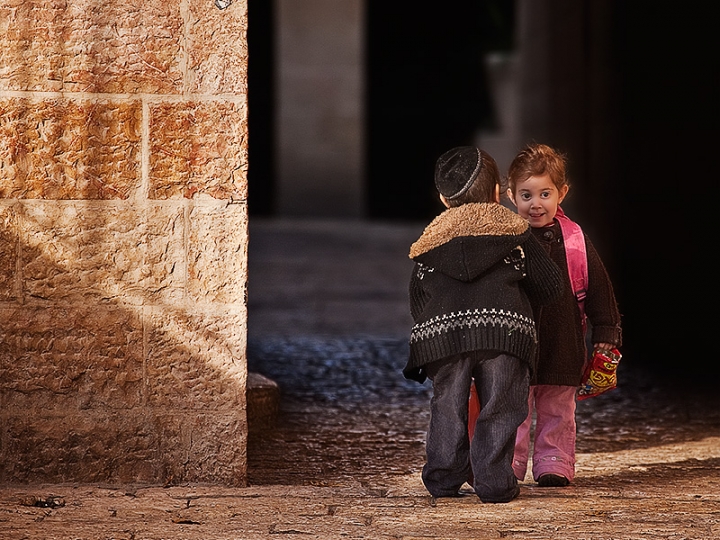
[0,201,247,485]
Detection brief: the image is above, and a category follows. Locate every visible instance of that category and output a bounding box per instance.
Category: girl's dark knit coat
[531,222,622,386]
[403,203,564,383]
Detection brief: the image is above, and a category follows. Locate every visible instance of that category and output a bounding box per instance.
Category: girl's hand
[594,343,615,351]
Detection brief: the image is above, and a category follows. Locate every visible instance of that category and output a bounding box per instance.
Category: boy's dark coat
[404,202,564,383]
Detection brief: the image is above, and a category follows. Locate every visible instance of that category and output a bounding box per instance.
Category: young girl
[506,143,622,487]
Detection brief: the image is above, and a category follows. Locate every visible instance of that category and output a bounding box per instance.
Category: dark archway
[247,0,276,216]
[245,1,720,377]
[364,0,515,221]
[613,3,718,375]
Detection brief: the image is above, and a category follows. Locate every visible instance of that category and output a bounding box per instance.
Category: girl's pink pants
[513,384,577,482]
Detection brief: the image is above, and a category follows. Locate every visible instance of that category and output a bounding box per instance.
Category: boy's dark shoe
[477,485,520,504]
[429,490,464,498]
[429,491,465,506]
[537,473,570,487]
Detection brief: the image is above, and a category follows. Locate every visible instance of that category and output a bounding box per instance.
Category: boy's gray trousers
[423,351,529,503]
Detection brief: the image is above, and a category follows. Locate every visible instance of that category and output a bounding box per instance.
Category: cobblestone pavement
[1,218,719,539]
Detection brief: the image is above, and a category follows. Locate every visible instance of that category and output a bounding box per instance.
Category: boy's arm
[404,264,430,384]
[409,263,430,322]
[584,236,622,347]
[522,234,565,305]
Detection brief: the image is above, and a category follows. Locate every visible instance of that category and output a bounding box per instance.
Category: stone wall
[0,0,249,485]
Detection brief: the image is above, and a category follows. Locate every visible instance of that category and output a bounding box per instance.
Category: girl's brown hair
[507,143,569,194]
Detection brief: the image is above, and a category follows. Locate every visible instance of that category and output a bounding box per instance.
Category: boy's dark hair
[434,146,500,207]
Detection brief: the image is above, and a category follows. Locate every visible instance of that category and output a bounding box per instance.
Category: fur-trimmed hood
[409,202,530,282]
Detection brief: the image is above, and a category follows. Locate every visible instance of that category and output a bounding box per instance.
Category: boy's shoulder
[410,203,528,259]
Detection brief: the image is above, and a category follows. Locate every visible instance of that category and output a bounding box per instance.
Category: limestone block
[21,203,146,301]
[0,204,18,300]
[0,98,142,199]
[188,203,247,304]
[148,101,248,200]
[0,0,184,94]
[145,306,247,410]
[142,204,187,303]
[0,413,160,484]
[0,306,144,412]
[156,413,247,486]
[187,0,248,94]
[20,202,185,303]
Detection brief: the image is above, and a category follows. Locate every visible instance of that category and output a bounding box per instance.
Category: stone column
[0,0,249,485]
[275,0,365,217]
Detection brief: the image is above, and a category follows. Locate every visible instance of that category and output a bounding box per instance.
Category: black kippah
[434,146,483,200]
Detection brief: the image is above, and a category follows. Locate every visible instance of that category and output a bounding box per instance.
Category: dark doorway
[248,1,515,220]
[613,3,718,375]
[245,1,719,378]
[364,0,515,221]
[247,0,275,216]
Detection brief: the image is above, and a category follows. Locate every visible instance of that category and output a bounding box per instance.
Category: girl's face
[508,173,569,228]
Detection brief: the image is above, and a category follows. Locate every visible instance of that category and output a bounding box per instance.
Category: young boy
[403,146,564,503]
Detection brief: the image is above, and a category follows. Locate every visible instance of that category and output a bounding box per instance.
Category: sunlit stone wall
[0,0,249,485]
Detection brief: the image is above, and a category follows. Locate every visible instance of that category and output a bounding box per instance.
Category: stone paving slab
[1,469,719,540]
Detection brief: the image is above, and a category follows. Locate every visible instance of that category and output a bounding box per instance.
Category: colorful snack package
[577,347,622,400]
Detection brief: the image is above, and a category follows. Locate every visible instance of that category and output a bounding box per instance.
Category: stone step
[246,372,280,433]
